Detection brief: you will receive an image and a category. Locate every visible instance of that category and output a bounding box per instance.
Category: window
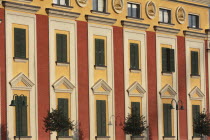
[162,47,175,73]
[191,51,199,76]
[95,39,105,66]
[14,28,26,59]
[15,96,28,136]
[163,104,172,137]
[159,8,171,24]
[188,14,199,28]
[192,105,200,137]
[56,33,67,63]
[93,0,106,12]
[58,98,69,136]
[130,43,139,70]
[53,0,69,6]
[127,3,140,18]
[96,100,106,136]
[131,102,140,116]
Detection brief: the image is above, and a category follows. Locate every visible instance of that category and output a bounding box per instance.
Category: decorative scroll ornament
[113,0,123,14]
[76,0,87,7]
[176,6,186,24]
[146,1,156,19]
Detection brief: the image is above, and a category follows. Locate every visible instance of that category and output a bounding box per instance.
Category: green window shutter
[191,51,199,75]
[96,100,106,136]
[162,48,168,72]
[99,39,105,66]
[58,98,69,136]
[131,102,140,116]
[170,49,175,72]
[65,0,69,6]
[134,44,139,69]
[130,43,135,69]
[15,96,27,136]
[14,28,26,58]
[95,39,100,66]
[192,105,200,136]
[56,34,67,63]
[163,104,172,137]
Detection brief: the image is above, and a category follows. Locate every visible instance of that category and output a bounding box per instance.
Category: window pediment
[159,84,177,98]
[9,73,34,91]
[127,82,146,97]
[91,79,112,95]
[189,86,204,100]
[52,76,75,93]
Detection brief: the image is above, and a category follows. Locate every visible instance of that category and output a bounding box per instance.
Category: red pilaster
[36,14,50,140]
[77,21,90,140]
[113,26,125,140]
[146,31,158,140]
[205,40,209,111]
[0,8,7,140]
[177,36,188,140]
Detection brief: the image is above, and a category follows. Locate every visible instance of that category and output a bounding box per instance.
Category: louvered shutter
[95,39,100,66]
[131,102,140,116]
[191,51,198,75]
[62,34,67,63]
[14,28,26,59]
[57,34,62,62]
[130,43,135,69]
[97,100,106,136]
[162,48,168,72]
[134,44,139,69]
[163,104,172,137]
[170,49,175,72]
[100,39,105,66]
[192,105,200,137]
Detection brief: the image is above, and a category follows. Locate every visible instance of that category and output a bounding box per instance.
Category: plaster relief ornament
[113,0,123,14]
[176,6,186,24]
[76,0,87,7]
[146,1,156,19]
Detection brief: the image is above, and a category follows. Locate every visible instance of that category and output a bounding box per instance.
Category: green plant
[193,111,210,137]
[123,114,148,136]
[43,109,74,135]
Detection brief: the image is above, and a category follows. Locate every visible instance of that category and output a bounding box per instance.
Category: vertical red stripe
[146,31,158,140]
[205,40,209,111]
[177,36,188,140]
[36,14,50,140]
[77,21,90,140]
[0,8,6,140]
[113,26,125,140]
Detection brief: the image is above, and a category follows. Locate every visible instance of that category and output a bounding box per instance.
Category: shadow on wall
[1,124,11,140]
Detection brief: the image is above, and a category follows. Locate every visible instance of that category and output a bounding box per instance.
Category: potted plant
[43,109,75,140]
[193,111,210,140]
[123,113,148,140]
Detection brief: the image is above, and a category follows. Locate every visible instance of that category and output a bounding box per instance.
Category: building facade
[0,0,209,139]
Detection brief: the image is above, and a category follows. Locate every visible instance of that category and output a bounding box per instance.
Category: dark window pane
[14,28,26,59]
[128,3,132,17]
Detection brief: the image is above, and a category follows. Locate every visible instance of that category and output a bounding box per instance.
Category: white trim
[52,76,75,93]
[188,86,205,100]
[49,17,78,140]
[127,81,146,97]
[91,79,112,95]
[159,84,177,99]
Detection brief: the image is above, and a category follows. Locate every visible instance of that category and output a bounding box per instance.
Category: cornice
[85,15,117,25]
[121,20,150,31]
[183,30,206,39]
[46,8,80,20]
[154,25,180,35]
[3,1,40,14]
[164,0,210,8]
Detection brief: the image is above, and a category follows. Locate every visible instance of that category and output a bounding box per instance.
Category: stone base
[131,136,145,140]
[56,136,73,140]
[95,136,110,140]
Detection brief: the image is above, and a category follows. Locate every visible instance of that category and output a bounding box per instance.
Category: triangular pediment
[159,84,177,98]
[9,73,34,90]
[52,76,75,93]
[189,86,204,100]
[127,82,146,97]
[92,79,112,95]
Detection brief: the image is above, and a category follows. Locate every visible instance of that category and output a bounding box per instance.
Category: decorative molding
[189,86,205,100]
[176,6,186,24]
[146,1,156,19]
[3,1,40,14]
[154,26,180,35]
[159,84,177,99]
[52,4,73,10]
[165,0,210,8]
[127,82,146,97]
[113,0,123,14]
[121,20,150,31]
[76,0,87,7]
[85,15,117,25]
[9,73,35,91]
[183,30,206,39]
[46,8,80,20]
[52,76,75,93]
[91,10,110,16]
[206,29,210,49]
[91,79,112,95]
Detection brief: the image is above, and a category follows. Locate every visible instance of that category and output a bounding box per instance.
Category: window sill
[94,65,107,70]
[192,136,202,139]
[52,3,73,9]
[13,57,28,63]
[56,136,73,139]
[95,136,110,140]
[56,61,70,66]
[162,72,173,76]
[11,0,32,3]
[187,26,203,31]
[91,10,110,16]
[190,74,200,78]
[130,68,141,73]
[162,136,176,140]
[158,22,175,26]
[126,16,144,21]
[14,136,32,139]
